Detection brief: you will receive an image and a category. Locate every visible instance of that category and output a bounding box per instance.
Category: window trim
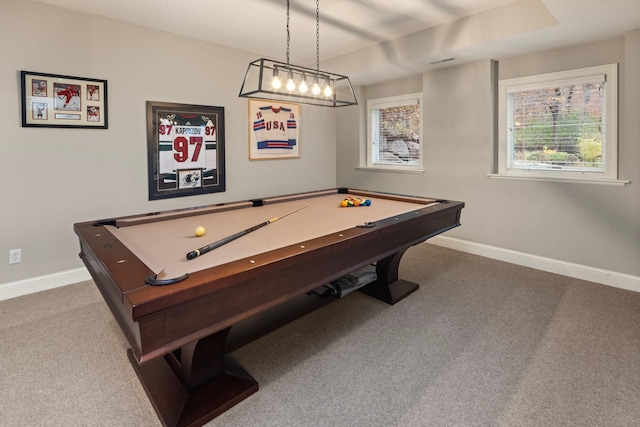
[495,63,625,185]
[362,93,424,172]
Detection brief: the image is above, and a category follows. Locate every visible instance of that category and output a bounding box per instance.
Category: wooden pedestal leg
[128,327,258,427]
[359,249,419,305]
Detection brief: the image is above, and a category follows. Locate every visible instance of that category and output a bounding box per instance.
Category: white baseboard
[428,236,640,293]
[1,237,638,302]
[0,268,91,301]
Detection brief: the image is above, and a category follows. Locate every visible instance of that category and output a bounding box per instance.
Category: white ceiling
[31,0,640,85]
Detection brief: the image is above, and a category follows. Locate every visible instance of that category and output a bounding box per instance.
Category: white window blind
[496,63,620,183]
[367,93,422,170]
[506,78,605,171]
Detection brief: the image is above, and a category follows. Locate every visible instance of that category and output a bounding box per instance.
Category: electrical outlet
[9,249,21,264]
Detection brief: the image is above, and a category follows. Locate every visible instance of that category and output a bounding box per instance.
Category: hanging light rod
[239,0,357,107]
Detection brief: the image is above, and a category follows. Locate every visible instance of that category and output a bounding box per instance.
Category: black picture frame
[20,71,108,128]
[146,101,226,200]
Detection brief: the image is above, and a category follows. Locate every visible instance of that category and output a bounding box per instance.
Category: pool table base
[128,251,417,427]
[128,328,258,427]
[359,248,418,304]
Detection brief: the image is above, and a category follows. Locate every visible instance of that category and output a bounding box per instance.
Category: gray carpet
[1,243,639,426]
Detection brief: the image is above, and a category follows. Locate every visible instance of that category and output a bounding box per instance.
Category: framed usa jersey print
[146,101,225,200]
[248,99,300,160]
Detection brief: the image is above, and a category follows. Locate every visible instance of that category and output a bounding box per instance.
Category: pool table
[74,188,463,427]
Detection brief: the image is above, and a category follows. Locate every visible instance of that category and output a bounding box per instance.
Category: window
[496,64,623,184]
[365,93,423,171]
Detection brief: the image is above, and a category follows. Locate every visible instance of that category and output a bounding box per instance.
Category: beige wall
[338,35,640,278]
[0,0,336,284]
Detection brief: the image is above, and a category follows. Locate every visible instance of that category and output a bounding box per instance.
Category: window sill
[487,173,630,186]
[357,166,425,174]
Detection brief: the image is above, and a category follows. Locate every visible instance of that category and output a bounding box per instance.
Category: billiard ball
[195,226,206,237]
[340,196,372,207]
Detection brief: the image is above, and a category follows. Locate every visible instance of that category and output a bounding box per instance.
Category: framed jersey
[146,101,225,200]
[248,99,300,160]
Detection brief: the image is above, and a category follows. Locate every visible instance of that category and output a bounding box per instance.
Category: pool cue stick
[186,203,311,260]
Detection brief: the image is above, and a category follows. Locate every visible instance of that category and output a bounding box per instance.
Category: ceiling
[31,0,640,85]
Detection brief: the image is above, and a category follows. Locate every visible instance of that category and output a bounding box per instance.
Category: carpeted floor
[1,243,639,426]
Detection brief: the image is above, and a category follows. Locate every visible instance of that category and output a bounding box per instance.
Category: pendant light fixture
[239,0,357,107]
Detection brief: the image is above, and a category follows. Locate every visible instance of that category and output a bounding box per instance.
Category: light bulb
[271,66,281,89]
[286,69,295,91]
[312,75,321,95]
[299,73,308,93]
[323,82,333,97]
